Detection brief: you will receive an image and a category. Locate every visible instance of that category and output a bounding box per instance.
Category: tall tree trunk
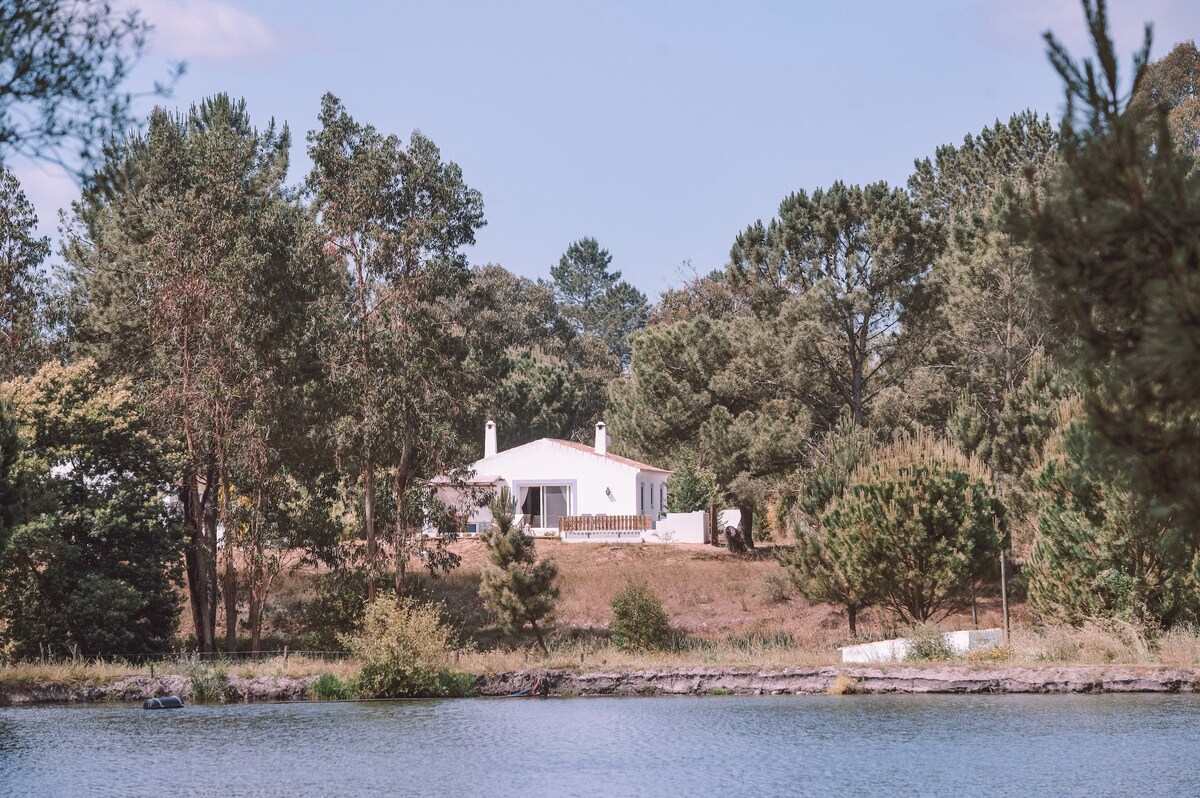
[248,559,263,653]
[364,461,377,602]
[708,501,720,547]
[530,618,548,654]
[223,552,237,653]
[393,462,412,598]
[203,497,219,654]
[847,604,858,635]
[220,465,237,654]
[737,502,755,550]
[182,479,214,654]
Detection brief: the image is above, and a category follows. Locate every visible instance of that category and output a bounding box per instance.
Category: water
[2,694,1199,797]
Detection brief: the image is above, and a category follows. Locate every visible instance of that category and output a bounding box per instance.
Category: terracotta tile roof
[548,439,673,474]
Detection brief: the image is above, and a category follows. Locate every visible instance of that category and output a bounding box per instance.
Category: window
[660,485,665,513]
[640,482,646,514]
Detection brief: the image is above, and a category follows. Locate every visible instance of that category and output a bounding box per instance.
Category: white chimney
[595,421,609,455]
[484,420,497,458]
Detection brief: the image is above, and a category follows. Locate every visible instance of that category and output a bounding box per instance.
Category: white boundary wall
[839,628,1004,664]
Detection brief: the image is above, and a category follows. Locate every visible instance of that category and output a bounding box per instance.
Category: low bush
[184,659,228,703]
[760,572,793,605]
[310,672,351,700]
[341,595,475,698]
[301,570,373,651]
[904,625,955,662]
[826,673,864,695]
[610,583,671,652]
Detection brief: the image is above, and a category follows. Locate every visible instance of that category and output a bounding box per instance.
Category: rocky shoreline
[3,665,1200,705]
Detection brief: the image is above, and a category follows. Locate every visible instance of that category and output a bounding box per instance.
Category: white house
[433,421,711,543]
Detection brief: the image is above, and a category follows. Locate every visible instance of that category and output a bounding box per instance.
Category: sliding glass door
[517,484,572,529]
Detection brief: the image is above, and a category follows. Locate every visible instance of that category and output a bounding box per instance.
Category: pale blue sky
[16,0,1200,297]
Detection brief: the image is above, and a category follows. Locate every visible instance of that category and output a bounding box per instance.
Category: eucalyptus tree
[729,181,941,427]
[0,167,50,379]
[306,93,485,598]
[66,94,328,652]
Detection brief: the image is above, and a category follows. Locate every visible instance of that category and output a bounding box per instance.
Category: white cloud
[130,0,284,61]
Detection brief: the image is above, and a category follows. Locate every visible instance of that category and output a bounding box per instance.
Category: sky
[12,0,1200,298]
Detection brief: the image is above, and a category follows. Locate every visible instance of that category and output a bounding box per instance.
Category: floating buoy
[143,696,184,710]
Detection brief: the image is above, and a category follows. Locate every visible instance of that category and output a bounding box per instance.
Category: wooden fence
[558,514,655,532]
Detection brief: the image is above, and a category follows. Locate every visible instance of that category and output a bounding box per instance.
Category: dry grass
[0,654,358,689]
[0,659,150,687]
[457,636,841,674]
[1010,620,1147,664]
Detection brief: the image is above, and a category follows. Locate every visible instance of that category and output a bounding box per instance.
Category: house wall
[463,440,644,529]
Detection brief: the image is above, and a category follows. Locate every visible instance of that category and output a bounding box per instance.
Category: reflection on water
[2,694,1199,797]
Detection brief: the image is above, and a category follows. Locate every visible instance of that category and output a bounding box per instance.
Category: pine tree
[729,181,942,427]
[550,237,648,364]
[817,433,1004,625]
[1027,400,1198,626]
[1018,0,1200,537]
[478,487,559,653]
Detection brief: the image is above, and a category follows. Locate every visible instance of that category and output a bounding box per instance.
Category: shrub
[301,569,373,652]
[760,571,793,605]
[184,659,228,703]
[341,594,474,698]
[904,625,955,662]
[610,583,671,652]
[826,673,863,695]
[310,673,351,700]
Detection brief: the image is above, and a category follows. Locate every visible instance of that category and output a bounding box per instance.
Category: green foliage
[729,180,942,427]
[665,454,716,513]
[306,92,485,593]
[301,570,373,651]
[818,434,1004,624]
[611,314,815,542]
[550,236,648,364]
[478,487,559,653]
[1028,403,1198,626]
[0,168,51,379]
[460,264,610,446]
[0,401,20,554]
[1018,3,1200,535]
[784,422,877,632]
[342,594,472,698]
[0,1,181,175]
[904,625,955,662]
[610,583,671,652]
[1127,40,1200,156]
[0,360,183,660]
[184,660,228,704]
[310,673,351,701]
[68,93,335,652]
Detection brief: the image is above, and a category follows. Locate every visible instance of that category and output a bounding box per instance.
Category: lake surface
[2,694,1199,797]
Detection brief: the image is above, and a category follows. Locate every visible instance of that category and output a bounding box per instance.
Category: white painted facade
[438,421,674,539]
